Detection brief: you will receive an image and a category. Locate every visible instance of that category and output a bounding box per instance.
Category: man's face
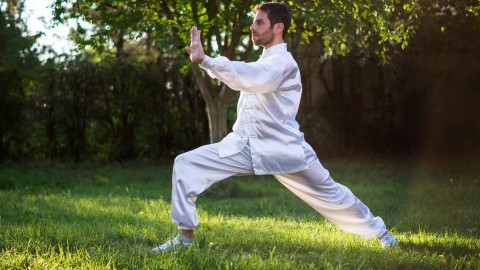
[250,10,274,47]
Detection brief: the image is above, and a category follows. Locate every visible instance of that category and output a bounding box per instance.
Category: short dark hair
[254,2,291,39]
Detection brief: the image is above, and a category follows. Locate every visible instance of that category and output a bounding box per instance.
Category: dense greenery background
[1,0,479,162]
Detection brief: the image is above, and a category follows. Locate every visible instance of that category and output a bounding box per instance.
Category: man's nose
[250,23,255,31]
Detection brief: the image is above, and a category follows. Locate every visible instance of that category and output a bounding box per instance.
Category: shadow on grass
[400,240,479,259]
[2,160,479,268]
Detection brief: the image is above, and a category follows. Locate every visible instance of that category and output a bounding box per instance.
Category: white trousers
[170,142,386,239]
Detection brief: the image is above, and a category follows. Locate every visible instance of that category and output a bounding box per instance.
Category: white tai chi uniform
[170,43,387,239]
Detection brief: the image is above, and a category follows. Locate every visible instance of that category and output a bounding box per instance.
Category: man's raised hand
[185,26,205,64]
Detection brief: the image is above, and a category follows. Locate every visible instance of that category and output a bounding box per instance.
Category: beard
[251,28,274,46]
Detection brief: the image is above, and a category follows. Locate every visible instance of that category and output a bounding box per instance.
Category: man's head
[250,2,291,48]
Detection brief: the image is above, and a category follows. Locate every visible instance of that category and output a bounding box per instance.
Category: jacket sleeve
[199,55,298,93]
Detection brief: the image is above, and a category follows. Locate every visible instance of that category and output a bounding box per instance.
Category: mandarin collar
[261,43,287,59]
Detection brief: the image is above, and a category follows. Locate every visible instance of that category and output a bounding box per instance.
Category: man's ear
[274,23,284,36]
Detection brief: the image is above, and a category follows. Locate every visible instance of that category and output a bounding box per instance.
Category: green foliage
[53,0,260,69]
[53,0,479,148]
[289,0,422,63]
[0,160,479,269]
[1,0,478,160]
[0,2,41,161]
[41,0,480,65]
[0,68,25,160]
[27,52,208,161]
[0,3,40,71]
[53,0,426,64]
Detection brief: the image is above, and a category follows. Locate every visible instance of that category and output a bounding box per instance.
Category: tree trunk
[192,66,236,143]
[205,98,228,143]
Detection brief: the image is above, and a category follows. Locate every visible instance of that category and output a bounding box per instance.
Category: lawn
[0,158,479,269]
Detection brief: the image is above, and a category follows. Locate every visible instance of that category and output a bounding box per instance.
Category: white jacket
[200,43,316,175]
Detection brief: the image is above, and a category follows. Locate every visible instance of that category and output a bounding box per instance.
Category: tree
[143,0,258,143]
[52,0,427,146]
[0,0,40,161]
[53,0,260,143]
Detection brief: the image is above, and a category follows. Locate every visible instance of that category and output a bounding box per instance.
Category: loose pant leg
[171,143,254,230]
[274,161,386,239]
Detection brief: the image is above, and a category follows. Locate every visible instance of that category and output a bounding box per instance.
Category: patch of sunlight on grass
[1,160,479,269]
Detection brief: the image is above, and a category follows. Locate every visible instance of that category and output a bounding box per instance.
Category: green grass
[0,158,479,269]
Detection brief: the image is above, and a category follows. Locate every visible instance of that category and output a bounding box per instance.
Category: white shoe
[151,235,191,252]
[378,231,399,248]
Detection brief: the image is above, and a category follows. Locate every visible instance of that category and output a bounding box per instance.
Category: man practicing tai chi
[152,2,398,252]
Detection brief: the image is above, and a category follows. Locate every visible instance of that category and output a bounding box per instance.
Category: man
[152,2,398,252]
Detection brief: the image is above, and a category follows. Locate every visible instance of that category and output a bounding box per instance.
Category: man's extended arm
[185,26,299,94]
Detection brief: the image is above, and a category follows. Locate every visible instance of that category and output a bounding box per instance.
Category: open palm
[185,26,205,64]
